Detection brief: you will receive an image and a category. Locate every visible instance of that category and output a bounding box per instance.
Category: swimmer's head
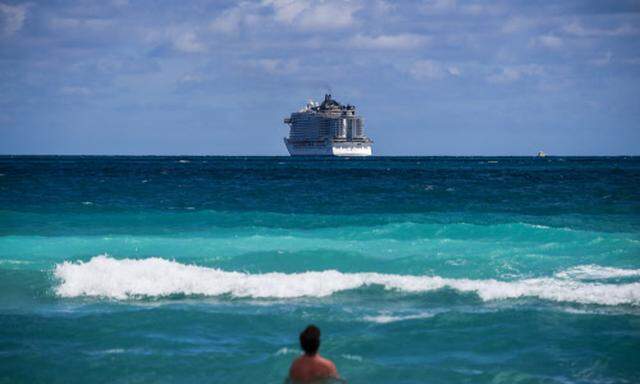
[299,325,321,356]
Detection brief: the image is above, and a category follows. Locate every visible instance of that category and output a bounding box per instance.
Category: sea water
[1,156,639,383]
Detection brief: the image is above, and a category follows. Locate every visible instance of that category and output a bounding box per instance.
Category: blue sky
[1,0,639,155]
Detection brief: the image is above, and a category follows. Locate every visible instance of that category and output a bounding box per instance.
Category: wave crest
[53,255,640,306]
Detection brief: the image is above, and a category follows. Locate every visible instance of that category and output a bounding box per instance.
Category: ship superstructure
[283,94,373,156]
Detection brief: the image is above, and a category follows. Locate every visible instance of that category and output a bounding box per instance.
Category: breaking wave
[53,255,640,306]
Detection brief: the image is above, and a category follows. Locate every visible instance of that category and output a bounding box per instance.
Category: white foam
[363,312,436,324]
[53,256,640,306]
[0,259,31,265]
[555,265,640,280]
[275,347,299,356]
[103,348,125,354]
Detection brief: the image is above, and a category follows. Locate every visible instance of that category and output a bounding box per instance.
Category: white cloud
[264,0,360,30]
[171,31,206,53]
[409,60,448,80]
[210,1,359,33]
[244,58,299,75]
[0,2,27,37]
[502,16,555,35]
[486,65,543,84]
[459,3,504,16]
[564,21,638,37]
[533,34,562,49]
[421,0,456,14]
[349,33,429,49]
[421,0,503,16]
[50,17,112,30]
[372,0,395,15]
[210,2,262,34]
[148,22,213,55]
[300,3,358,29]
[501,17,532,34]
[447,66,460,76]
[210,7,244,33]
[265,0,307,23]
[178,74,205,84]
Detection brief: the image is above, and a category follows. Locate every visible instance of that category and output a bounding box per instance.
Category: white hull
[285,139,372,157]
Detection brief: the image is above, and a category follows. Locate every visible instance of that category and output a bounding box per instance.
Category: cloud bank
[1,0,639,155]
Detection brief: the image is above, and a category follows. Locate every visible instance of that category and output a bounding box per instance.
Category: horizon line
[1,154,639,158]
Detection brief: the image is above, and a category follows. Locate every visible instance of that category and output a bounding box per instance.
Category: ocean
[1,156,639,384]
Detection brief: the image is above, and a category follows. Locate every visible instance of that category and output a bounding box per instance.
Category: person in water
[289,325,339,383]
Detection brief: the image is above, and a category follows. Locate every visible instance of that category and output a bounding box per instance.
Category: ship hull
[284,139,372,157]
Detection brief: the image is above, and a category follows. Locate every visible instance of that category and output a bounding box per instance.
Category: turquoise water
[1,156,639,383]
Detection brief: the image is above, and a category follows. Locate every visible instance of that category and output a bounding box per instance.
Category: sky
[1,0,639,155]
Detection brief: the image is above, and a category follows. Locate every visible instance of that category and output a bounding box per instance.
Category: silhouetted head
[299,325,321,356]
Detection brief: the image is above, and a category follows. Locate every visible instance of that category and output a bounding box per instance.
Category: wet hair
[299,325,321,356]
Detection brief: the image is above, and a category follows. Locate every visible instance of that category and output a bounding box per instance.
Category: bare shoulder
[289,354,339,381]
[317,356,338,375]
[289,356,304,372]
[290,356,305,365]
[317,355,336,366]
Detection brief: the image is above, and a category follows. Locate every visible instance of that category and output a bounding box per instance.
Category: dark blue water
[1,156,639,383]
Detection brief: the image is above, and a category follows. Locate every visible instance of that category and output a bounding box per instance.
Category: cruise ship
[283,94,373,156]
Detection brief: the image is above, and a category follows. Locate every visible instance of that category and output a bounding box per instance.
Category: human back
[288,325,340,383]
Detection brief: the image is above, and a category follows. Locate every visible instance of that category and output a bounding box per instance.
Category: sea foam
[53,255,640,305]
[363,312,437,324]
[554,264,640,280]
